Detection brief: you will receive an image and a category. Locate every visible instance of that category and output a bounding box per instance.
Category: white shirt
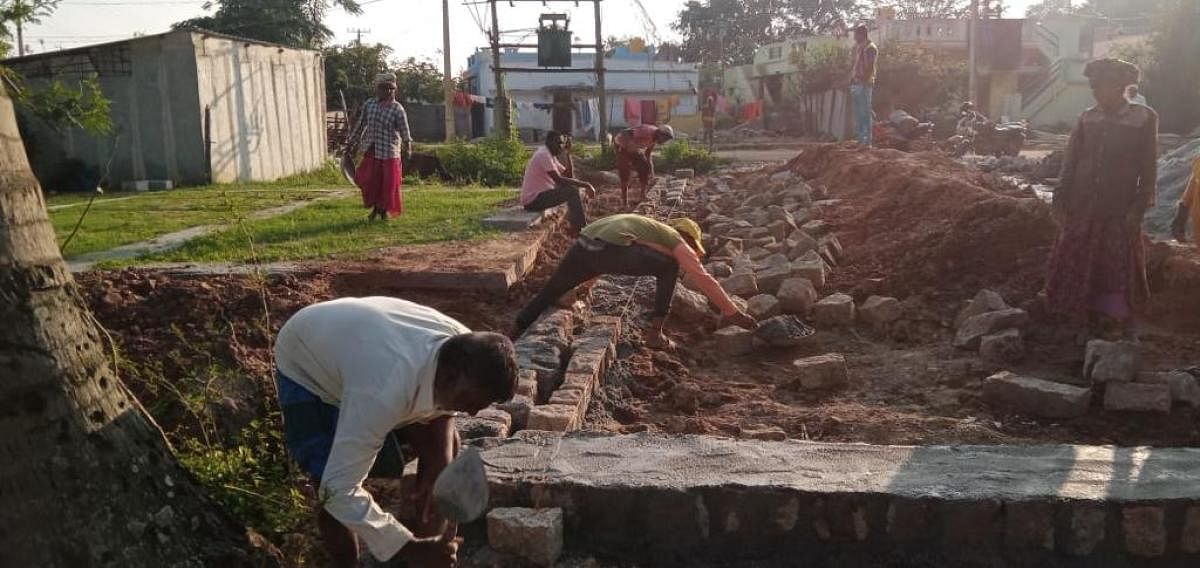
[274,297,470,561]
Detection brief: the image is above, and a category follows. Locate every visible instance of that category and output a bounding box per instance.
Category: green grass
[129,187,514,265]
[50,163,352,258]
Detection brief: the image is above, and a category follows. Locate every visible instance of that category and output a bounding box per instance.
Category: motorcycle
[944,111,1026,157]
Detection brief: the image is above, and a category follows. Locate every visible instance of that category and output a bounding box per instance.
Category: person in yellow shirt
[515,214,756,348]
[1172,156,1200,247]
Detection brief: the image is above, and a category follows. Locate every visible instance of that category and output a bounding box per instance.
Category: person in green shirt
[515,214,756,348]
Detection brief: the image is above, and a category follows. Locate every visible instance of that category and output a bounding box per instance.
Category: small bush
[582,144,617,171]
[657,140,720,174]
[178,416,309,536]
[433,137,530,187]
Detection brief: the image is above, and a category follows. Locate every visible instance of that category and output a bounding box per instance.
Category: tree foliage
[323,42,392,109]
[873,0,971,19]
[323,44,444,112]
[13,76,113,134]
[173,0,362,49]
[1111,0,1200,134]
[0,0,59,54]
[672,0,865,65]
[788,41,965,114]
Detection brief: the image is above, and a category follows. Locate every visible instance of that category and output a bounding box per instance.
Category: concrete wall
[193,34,326,184]
[7,32,207,189]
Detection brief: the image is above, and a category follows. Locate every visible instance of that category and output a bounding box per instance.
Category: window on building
[768,46,782,60]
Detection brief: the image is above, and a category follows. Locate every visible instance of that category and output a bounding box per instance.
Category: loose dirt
[584,143,1200,447]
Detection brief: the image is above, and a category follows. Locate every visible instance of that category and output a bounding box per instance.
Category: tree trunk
[0,86,276,565]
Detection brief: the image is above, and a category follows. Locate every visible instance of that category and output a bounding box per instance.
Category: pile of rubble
[949,289,1200,419]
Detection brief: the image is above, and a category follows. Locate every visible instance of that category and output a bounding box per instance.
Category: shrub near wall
[433,137,530,187]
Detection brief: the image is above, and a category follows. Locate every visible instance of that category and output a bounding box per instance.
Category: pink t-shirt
[520,146,565,206]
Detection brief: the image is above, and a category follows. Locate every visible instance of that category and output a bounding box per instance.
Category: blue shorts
[277,370,408,481]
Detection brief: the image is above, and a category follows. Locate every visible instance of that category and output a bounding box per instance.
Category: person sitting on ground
[520,131,595,234]
[515,213,757,349]
[613,123,675,209]
[274,297,518,568]
[1044,58,1158,340]
[1172,155,1200,248]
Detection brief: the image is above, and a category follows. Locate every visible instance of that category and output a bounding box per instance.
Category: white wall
[193,34,326,183]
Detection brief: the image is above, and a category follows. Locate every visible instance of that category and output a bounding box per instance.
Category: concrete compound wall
[8,32,208,189]
[193,34,326,184]
[6,30,326,189]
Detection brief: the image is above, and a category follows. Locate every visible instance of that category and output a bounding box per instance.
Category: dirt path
[66,189,353,271]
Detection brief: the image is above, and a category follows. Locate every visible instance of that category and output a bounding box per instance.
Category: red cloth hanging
[624,98,641,124]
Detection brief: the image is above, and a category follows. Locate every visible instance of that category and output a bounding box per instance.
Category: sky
[22,0,1042,71]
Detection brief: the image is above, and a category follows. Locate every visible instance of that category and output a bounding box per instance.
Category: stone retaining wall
[482,432,1200,567]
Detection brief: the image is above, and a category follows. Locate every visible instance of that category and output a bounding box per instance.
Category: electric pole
[593,0,608,147]
[15,0,25,57]
[348,28,370,46]
[442,0,455,141]
[489,0,509,138]
[967,0,978,104]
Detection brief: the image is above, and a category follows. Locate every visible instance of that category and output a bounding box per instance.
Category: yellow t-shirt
[581,214,683,250]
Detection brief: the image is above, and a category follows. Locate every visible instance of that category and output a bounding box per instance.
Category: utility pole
[442,0,455,141]
[15,0,25,57]
[593,0,608,147]
[348,28,370,46]
[967,0,978,104]
[489,0,508,138]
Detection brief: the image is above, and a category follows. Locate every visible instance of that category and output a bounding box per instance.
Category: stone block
[487,507,564,566]
[801,219,830,237]
[746,247,773,262]
[859,296,902,326]
[548,388,584,408]
[791,258,827,289]
[1122,506,1165,558]
[714,326,756,356]
[1139,371,1200,407]
[767,220,792,241]
[982,372,1091,419]
[516,370,539,400]
[755,265,793,295]
[1066,503,1107,556]
[672,286,713,323]
[755,315,813,348]
[887,499,932,543]
[812,293,856,327]
[954,308,1030,350]
[1004,501,1055,550]
[1084,340,1140,384]
[786,231,819,260]
[941,500,1002,547]
[675,168,696,178]
[497,395,534,431]
[1103,382,1171,413]
[955,289,1008,327]
[792,354,848,390]
[705,261,733,278]
[477,408,513,430]
[1182,506,1200,554]
[746,294,781,320]
[979,329,1025,363]
[527,405,576,432]
[720,272,759,298]
[772,278,816,315]
[458,417,509,439]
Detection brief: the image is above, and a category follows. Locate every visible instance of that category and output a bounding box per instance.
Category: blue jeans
[276,370,408,481]
[851,84,874,146]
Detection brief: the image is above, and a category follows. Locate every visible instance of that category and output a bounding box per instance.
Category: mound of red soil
[785,144,1057,303]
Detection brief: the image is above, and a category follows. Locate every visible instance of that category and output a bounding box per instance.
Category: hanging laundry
[624,98,641,125]
[740,101,763,122]
[640,100,658,124]
[716,96,731,114]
